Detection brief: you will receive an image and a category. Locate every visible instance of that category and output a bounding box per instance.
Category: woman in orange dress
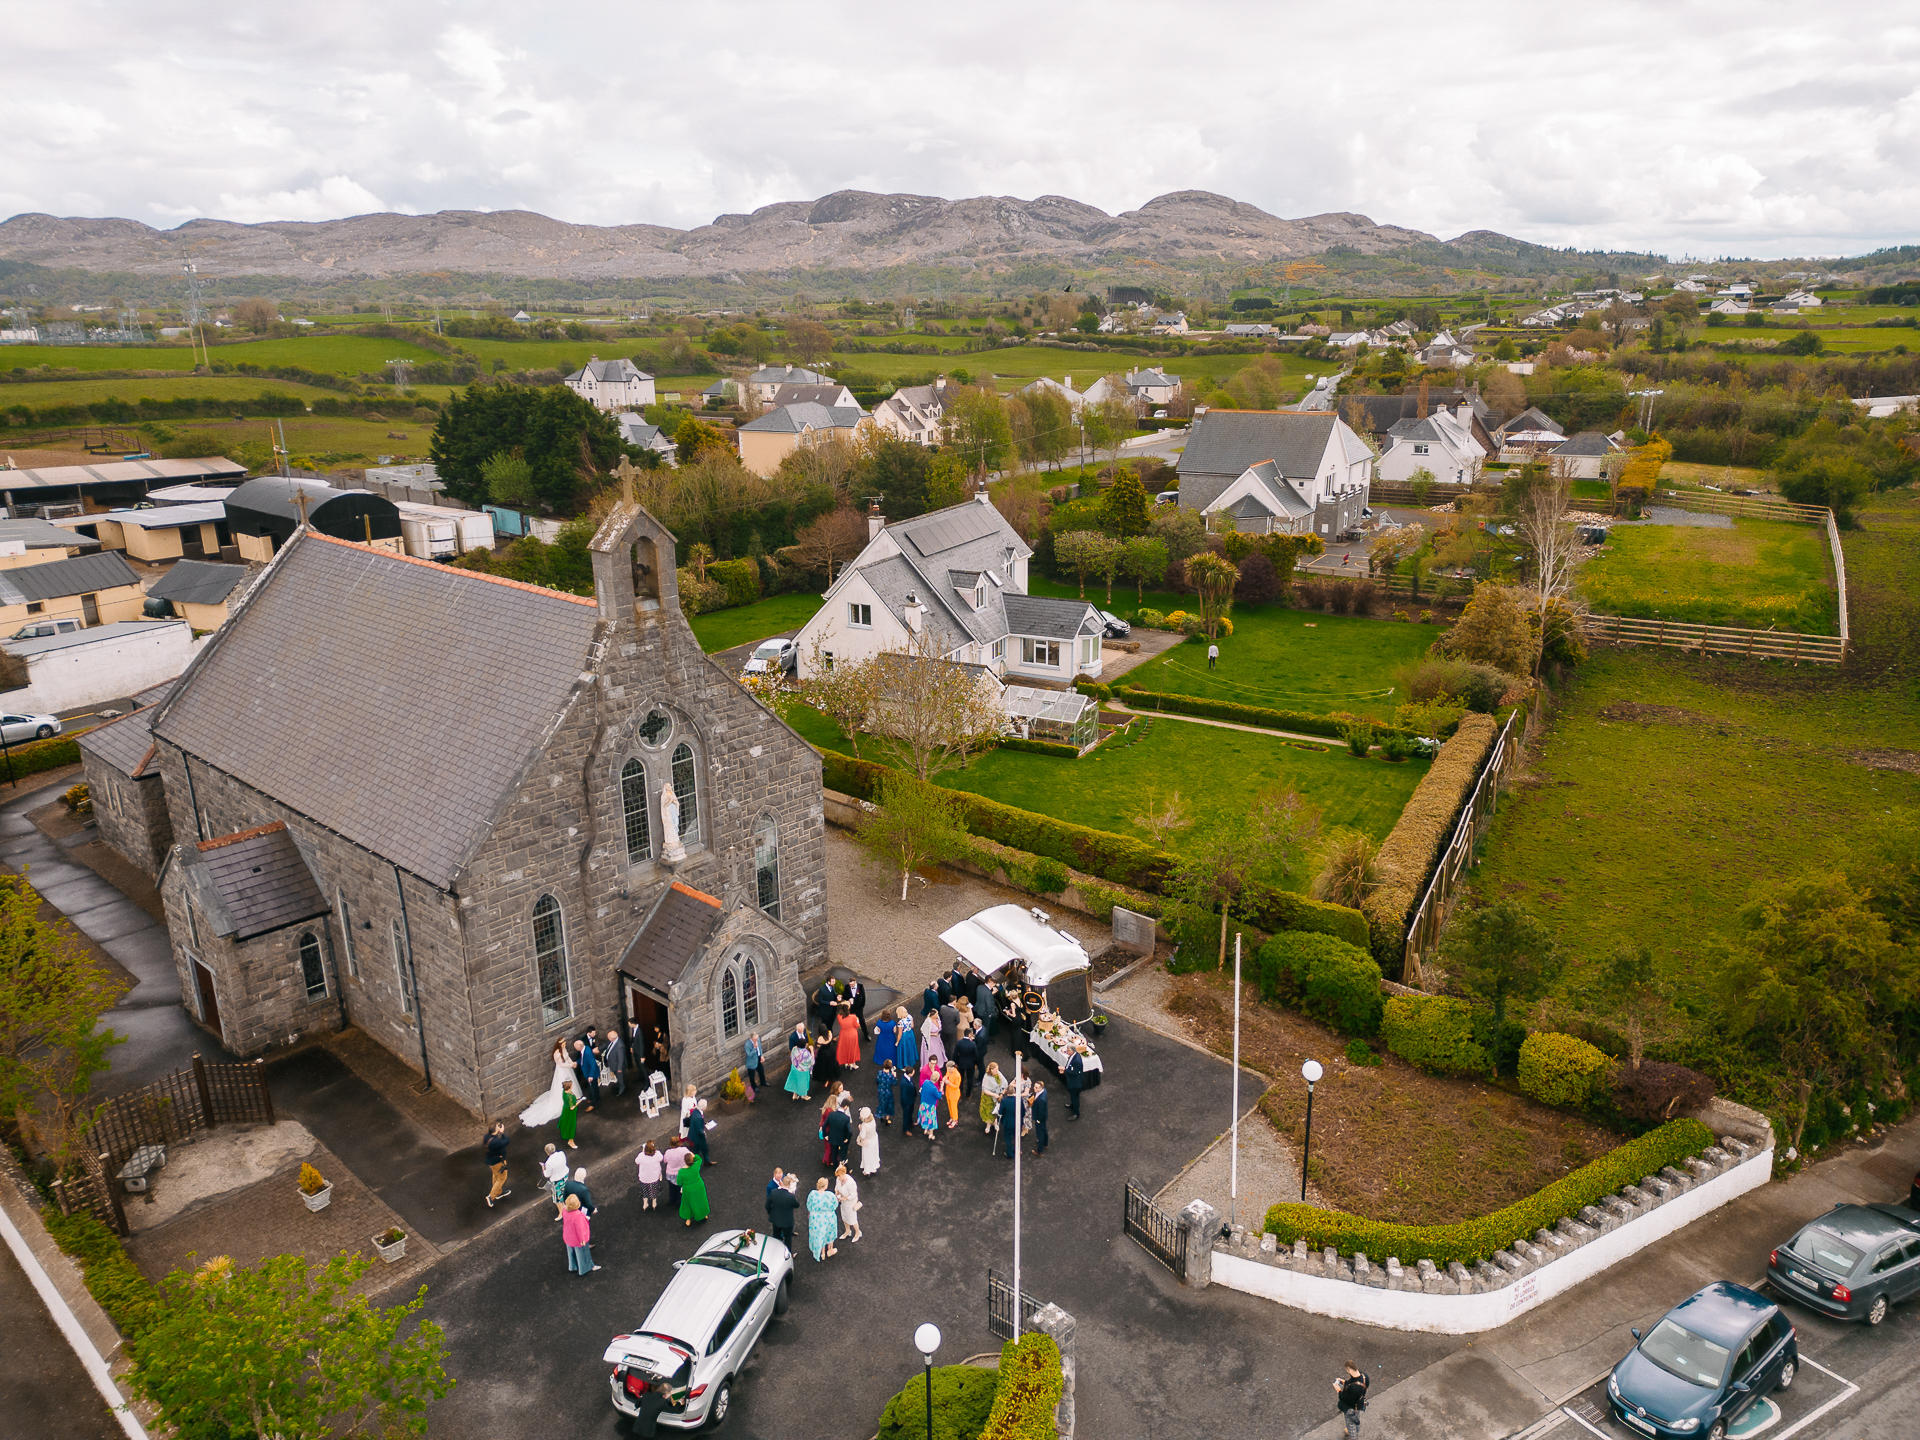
[943,1062,962,1128]
[836,1008,862,1072]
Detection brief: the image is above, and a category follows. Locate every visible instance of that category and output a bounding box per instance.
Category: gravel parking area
[1615,505,1734,528]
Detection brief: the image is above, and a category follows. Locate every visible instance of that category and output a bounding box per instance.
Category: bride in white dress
[519,1040,579,1127]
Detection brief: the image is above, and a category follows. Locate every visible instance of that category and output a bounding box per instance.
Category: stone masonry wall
[82,757,173,879]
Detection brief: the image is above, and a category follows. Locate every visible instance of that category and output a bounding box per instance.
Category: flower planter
[372,1231,408,1264]
[300,1183,333,1212]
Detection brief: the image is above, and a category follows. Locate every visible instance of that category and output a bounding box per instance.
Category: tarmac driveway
[415,1014,1458,1440]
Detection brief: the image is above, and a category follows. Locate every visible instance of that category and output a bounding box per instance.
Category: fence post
[258,1058,276,1126]
[102,1153,128,1236]
[193,1052,214,1129]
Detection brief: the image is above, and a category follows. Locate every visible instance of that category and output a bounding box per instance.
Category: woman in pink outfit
[562,1195,599,1274]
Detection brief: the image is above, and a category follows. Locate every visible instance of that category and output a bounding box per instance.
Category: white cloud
[1,0,1915,259]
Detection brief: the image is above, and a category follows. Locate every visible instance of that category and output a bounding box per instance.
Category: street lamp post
[914,1323,942,1440]
[1299,1060,1323,1203]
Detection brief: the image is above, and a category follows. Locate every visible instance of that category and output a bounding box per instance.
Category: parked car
[1154,490,1180,506]
[742,637,798,676]
[604,1228,793,1430]
[1766,1201,1920,1325]
[1607,1281,1797,1439]
[0,711,62,743]
[1098,611,1130,639]
[10,617,81,640]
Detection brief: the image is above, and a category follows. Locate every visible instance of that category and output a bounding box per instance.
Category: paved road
[0,1234,120,1440]
[415,1014,1458,1440]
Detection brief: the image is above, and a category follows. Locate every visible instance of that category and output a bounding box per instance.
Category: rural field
[829,343,1320,392]
[0,374,348,407]
[1575,515,1838,632]
[4,334,449,374]
[145,413,437,463]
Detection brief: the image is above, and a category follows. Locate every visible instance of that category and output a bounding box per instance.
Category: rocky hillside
[0,189,1446,281]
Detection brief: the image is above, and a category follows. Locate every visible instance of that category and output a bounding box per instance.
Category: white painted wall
[3,622,204,712]
[793,571,913,680]
[1211,1143,1774,1334]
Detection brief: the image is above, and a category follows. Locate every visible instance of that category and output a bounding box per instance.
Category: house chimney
[975,490,994,507]
[867,500,885,541]
[904,593,922,633]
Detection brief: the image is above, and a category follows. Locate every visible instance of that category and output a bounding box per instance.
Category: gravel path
[1616,505,1734,529]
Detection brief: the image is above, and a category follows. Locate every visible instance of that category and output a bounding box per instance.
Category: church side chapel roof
[619,881,724,994]
[191,820,330,940]
[152,533,600,889]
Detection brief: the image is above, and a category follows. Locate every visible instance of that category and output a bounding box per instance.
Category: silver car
[742,638,797,676]
[0,711,62,743]
[604,1228,794,1430]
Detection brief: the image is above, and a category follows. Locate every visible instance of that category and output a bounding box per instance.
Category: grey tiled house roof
[0,551,140,606]
[618,881,723,994]
[1177,411,1338,511]
[148,559,248,608]
[191,821,330,940]
[76,707,158,778]
[153,534,601,888]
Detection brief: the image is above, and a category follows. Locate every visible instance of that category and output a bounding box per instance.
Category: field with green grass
[0,374,348,407]
[791,701,1429,858]
[1121,608,1436,721]
[4,335,449,375]
[1470,648,1920,1011]
[1658,462,1769,490]
[156,414,436,462]
[827,344,1319,393]
[1576,515,1837,632]
[688,592,824,652]
[1844,490,1920,664]
[1800,327,1917,353]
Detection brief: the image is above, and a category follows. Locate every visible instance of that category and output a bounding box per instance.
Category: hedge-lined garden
[1262,1118,1716,1265]
[874,1334,1062,1440]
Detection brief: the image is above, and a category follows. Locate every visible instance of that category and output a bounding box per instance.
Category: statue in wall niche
[660,781,687,865]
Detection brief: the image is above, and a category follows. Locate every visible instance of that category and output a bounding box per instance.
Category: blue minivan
[1607,1282,1798,1439]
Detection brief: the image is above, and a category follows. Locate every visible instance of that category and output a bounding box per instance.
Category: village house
[1548,430,1622,478]
[792,496,1104,688]
[872,378,954,446]
[138,491,826,1120]
[564,357,657,412]
[145,559,251,631]
[1378,406,1488,485]
[745,364,830,406]
[0,550,146,633]
[737,402,871,478]
[1177,409,1374,541]
[765,382,858,412]
[618,414,679,465]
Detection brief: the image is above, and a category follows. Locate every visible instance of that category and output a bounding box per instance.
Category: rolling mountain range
[0,190,1473,283]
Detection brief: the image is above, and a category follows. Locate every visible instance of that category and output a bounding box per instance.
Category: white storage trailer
[394,501,495,556]
[396,508,459,559]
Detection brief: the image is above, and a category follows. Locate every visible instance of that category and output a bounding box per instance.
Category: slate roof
[748,365,828,387]
[569,358,652,385]
[1003,593,1098,641]
[148,559,248,608]
[768,383,851,409]
[737,402,865,435]
[1498,406,1564,439]
[191,821,330,941]
[1553,431,1616,457]
[1207,461,1313,521]
[618,881,723,995]
[132,678,177,708]
[0,518,95,550]
[76,706,158,778]
[1226,493,1276,519]
[1128,367,1176,389]
[617,416,671,448]
[0,550,141,606]
[1176,411,1340,511]
[152,534,600,889]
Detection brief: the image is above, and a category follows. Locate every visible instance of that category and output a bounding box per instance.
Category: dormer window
[974,584,985,610]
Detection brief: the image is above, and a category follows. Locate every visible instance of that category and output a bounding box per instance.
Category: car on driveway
[1766,1201,1920,1325]
[604,1228,793,1430]
[1607,1281,1797,1439]
[1098,610,1130,639]
[0,710,62,743]
[742,637,798,676]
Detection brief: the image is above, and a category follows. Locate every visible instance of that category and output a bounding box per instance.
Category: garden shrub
[705,558,761,608]
[1362,714,1496,975]
[1518,1033,1615,1107]
[876,1363,1000,1440]
[996,737,1079,758]
[1244,891,1369,951]
[1379,995,1488,1075]
[1345,1038,1381,1067]
[0,734,83,782]
[42,1210,157,1336]
[979,1332,1064,1440]
[1340,720,1375,757]
[1263,1119,1716,1266]
[1472,1013,1529,1079]
[1030,859,1071,896]
[1252,933,1383,1037]
[1612,1061,1717,1124]
[1072,678,1113,701]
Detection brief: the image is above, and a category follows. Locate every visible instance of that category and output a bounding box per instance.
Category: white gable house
[1379,406,1488,485]
[872,378,954,446]
[1177,410,1374,541]
[565,356,656,411]
[794,496,1104,687]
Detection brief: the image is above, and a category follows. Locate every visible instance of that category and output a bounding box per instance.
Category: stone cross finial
[291,488,313,526]
[615,455,637,506]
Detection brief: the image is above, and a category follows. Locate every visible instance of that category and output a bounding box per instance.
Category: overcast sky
[6,2,1916,260]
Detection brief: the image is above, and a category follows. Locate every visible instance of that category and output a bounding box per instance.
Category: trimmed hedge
[706,558,761,608]
[42,1209,157,1336]
[1244,890,1370,951]
[1251,932,1383,1037]
[997,737,1079,759]
[1379,994,1488,1075]
[1263,1118,1717,1266]
[0,734,83,782]
[877,1363,1000,1440]
[979,1332,1064,1440]
[1518,1032,1616,1108]
[1362,713,1497,975]
[1118,684,1412,742]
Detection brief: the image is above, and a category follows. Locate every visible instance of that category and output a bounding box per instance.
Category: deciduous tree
[1117,536,1169,603]
[1436,583,1535,678]
[232,297,279,334]
[1444,900,1564,1032]
[788,506,869,584]
[1129,787,1191,850]
[785,319,833,366]
[1054,530,1119,600]
[865,633,1007,782]
[856,773,971,902]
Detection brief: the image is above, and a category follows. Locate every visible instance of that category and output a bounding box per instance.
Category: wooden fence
[1578,614,1845,664]
[1653,488,1828,523]
[1402,710,1525,989]
[50,1054,275,1235]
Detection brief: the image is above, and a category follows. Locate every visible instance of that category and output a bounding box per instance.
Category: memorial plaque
[1112,905,1156,955]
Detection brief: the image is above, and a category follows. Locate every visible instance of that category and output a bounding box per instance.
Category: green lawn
[3,335,450,375]
[1844,490,1920,664]
[823,344,1319,393]
[1471,648,1920,1009]
[1800,327,1917,352]
[793,702,1428,860]
[0,374,347,407]
[1122,607,1438,721]
[1577,516,1837,632]
[688,593,823,652]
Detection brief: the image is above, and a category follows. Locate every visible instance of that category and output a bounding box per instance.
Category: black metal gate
[1124,1177,1187,1276]
[986,1267,1045,1341]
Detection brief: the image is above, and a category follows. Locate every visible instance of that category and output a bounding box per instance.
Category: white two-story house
[793,496,1104,688]
[1177,410,1374,540]
[1379,405,1488,485]
[564,356,656,412]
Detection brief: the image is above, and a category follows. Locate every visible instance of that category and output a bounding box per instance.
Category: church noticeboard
[1112,906,1156,956]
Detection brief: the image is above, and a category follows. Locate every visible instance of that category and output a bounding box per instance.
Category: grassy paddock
[147,414,436,462]
[0,374,348,407]
[1657,462,1770,490]
[1576,515,1837,632]
[688,593,824,652]
[1471,648,1920,1010]
[3,335,449,376]
[826,344,1317,391]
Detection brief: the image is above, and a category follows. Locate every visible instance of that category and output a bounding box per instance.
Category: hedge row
[705,558,762,608]
[1362,713,1497,975]
[1115,684,1414,742]
[1379,994,1487,1075]
[997,736,1080,759]
[42,1209,157,1336]
[1262,1118,1717,1266]
[1251,932,1384,1037]
[1243,889,1370,952]
[820,750,1176,892]
[0,734,83,781]
[980,1332,1064,1440]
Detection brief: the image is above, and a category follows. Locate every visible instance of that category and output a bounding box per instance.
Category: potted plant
[297,1162,332,1212]
[720,1069,746,1110]
[372,1226,408,1264]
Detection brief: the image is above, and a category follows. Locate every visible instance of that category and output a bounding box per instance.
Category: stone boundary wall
[1200,1129,1774,1334]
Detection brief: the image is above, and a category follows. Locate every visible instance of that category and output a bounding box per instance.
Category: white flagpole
[1012,1048,1023,1338]
[1231,931,1241,1231]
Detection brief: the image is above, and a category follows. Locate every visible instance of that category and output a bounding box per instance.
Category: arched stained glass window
[621,758,651,863]
[721,968,739,1039]
[742,956,760,1027]
[533,895,571,1027]
[671,743,698,838]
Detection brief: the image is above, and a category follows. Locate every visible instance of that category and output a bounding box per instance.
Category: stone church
[141,493,825,1118]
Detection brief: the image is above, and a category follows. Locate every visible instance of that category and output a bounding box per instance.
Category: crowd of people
[492,963,1092,1276]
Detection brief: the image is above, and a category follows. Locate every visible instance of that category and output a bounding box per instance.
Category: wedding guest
[858,1106,880,1176]
[635,1141,665,1209]
[563,1195,599,1274]
[742,1032,766,1092]
[979,1062,1007,1133]
[873,1060,898,1126]
[805,1177,839,1260]
[834,1163,863,1243]
[784,1036,814,1100]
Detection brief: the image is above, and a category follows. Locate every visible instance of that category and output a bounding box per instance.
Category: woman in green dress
[558,1081,580,1149]
[678,1152,710,1226]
